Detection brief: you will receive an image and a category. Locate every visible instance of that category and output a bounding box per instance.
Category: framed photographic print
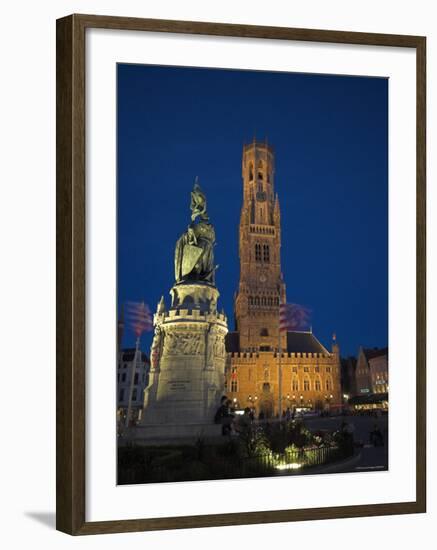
[56,14,426,535]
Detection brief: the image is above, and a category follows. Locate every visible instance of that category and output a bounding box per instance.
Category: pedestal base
[121,422,223,446]
[140,282,228,434]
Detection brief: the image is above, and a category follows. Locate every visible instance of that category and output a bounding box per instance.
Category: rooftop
[286,331,329,354]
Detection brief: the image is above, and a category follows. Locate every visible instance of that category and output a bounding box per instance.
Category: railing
[118,443,353,485]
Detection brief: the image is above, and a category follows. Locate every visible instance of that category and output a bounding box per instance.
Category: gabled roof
[225,330,330,354]
[286,331,329,354]
[121,348,150,363]
[363,347,388,361]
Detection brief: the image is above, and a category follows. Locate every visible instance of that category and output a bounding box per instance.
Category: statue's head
[190,179,209,221]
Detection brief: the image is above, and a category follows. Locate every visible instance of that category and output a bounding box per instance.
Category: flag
[279,303,311,332]
[125,301,153,337]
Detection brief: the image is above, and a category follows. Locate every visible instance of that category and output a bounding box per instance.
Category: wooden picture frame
[56,13,426,535]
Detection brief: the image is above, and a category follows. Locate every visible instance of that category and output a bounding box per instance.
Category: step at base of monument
[120,423,224,446]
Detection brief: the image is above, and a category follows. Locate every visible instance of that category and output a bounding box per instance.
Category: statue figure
[174,180,217,284]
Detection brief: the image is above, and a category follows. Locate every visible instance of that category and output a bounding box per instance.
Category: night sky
[117,63,388,357]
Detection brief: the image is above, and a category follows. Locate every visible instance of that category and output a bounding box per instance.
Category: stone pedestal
[134,282,228,442]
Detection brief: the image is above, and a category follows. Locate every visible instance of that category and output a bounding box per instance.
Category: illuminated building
[225,141,342,416]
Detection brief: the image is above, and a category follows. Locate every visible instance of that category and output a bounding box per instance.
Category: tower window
[263,244,270,262]
[255,243,262,262]
[249,164,254,181]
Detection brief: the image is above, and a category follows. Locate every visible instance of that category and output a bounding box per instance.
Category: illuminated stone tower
[227,142,342,417]
[234,140,286,351]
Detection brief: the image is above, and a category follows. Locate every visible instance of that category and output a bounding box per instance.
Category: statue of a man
[174,180,216,284]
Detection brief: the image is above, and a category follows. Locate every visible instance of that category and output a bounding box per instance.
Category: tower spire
[235,141,286,351]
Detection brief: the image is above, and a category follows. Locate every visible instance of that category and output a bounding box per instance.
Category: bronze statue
[174,180,217,284]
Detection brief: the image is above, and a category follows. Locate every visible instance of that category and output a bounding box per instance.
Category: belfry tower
[234,140,287,351]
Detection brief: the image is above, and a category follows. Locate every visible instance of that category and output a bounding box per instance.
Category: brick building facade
[225,141,341,416]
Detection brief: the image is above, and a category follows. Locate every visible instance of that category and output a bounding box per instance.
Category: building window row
[248,295,279,307]
[118,388,142,402]
[292,366,331,373]
[291,378,332,392]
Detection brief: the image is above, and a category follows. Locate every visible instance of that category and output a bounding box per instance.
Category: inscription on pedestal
[168,379,191,392]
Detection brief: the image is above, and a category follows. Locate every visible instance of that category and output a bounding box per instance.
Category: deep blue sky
[117,63,388,357]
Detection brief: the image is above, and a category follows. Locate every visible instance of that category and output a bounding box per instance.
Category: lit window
[292,379,299,391]
[315,379,321,391]
[304,379,310,391]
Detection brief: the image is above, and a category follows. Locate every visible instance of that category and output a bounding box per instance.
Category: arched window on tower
[255,243,262,262]
[263,244,270,263]
[258,161,264,180]
[249,163,254,181]
[304,378,310,391]
[292,378,299,392]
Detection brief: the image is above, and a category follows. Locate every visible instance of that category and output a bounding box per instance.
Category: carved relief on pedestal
[213,334,226,358]
[163,330,204,356]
